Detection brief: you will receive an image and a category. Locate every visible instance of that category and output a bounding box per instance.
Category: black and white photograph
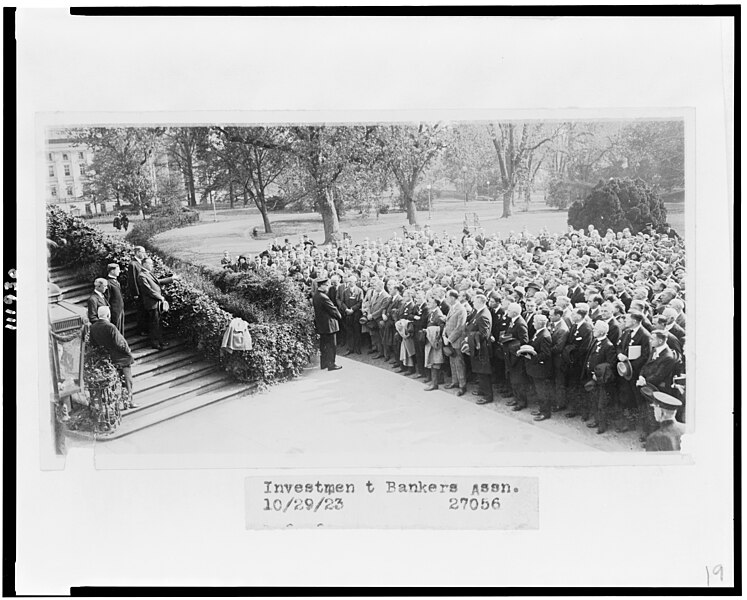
[10,8,736,593]
[43,117,690,459]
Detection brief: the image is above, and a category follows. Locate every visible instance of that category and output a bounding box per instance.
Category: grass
[150,195,685,269]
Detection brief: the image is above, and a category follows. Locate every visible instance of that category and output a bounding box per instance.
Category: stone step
[131,339,190,364]
[99,381,256,441]
[131,352,201,379]
[135,361,218,395]
[124,370,229,416]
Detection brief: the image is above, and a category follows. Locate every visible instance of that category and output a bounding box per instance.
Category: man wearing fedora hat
[645,392,684,451]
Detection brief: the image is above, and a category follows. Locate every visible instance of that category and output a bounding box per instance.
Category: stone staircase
[49,264,257,440]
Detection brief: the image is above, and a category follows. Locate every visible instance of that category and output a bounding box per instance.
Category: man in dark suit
[339,274,363,355]
[466,294,493,404]
[313,278,342,371]
[410,289,429,379]
[86,278,109,324]
[636,329,678,440]
[526,314,553,420]
[127,246,148,335]
[599,302,621,347]
[502,302,530,410]
[564,307,594,419]
[105,263,125,334]
[488,292,508,394]
[138,258,178,350]
[616,311,652,432]
[567,271,585,307]
[582,320,618,432]
[89,306,138,410]
[549,307,570,411]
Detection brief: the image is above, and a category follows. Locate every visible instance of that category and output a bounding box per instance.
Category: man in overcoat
[313,278,342,371]
[467,294,493,404]
[138,258,178,350]
[105,263,125,334]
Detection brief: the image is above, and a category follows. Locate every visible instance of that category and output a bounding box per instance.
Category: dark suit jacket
[668,322,686,346]
[313,290,341,334]
[550,319,570,370]
[466,306,492,375]
[604,318,621,347]
[86,292,109,324]
[639,346,677,393]
[526,328,552,379]
[619,291,633,311]
[127,258,143,297]
[90,319,134,366]
[617,326,651,375]
[583,337,617,381]
[138,270,175,311]
[340,285,363,313]
[564,320,593,370]
[105,277,125,331]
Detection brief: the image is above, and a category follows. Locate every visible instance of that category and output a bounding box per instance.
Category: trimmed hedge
[47,206,316,385]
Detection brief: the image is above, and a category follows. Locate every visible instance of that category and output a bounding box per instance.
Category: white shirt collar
[94,289,105,298]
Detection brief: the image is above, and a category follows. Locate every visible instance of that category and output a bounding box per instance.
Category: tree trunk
[242,189,249,206]
[255,189,273,234]
[185,162,197,207]
[229,181,235,209]
[524,186,531,212]
[501,188,513,218]
[403,185,419,226]
[318,187,341,244]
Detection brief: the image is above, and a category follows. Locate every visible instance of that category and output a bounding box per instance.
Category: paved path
[93,353,637,466]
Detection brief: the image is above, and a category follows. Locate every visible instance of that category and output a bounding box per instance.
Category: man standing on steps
[105,263,125,334]
[89,306,138,410]
[86,278,109,324]
[313,278,342,371]
[127,246,148,335]
[138,258,178,350]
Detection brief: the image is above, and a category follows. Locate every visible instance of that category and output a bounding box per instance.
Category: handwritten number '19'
[705,564,723,586]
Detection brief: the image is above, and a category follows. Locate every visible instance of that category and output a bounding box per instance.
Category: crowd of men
[85,245,180,410]
[241,223,686,450]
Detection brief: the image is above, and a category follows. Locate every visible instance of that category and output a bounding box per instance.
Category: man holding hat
[616,311,651,432]
[313,278,343,371]
[635,329,678,440]
[645,392,684,451]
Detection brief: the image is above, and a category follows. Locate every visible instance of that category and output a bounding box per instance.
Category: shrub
[567,177,667,234]
[47,206,316,386]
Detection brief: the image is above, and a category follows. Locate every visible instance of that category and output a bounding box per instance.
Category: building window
[51,186,57,197]
[48,166,54,177]
[64,165,71,176]
[62,153,68,161]
[66,186,73,197]
[78,152,84,160]
[48,153,53,161]
[79,164,85,175]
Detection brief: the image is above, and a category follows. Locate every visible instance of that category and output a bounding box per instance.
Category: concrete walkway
[93,353,637,468]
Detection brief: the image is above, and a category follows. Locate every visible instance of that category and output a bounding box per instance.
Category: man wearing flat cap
[313,278,342,371]
[645,392,684,451]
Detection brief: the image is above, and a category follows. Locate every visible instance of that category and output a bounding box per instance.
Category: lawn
[151,195,685,269]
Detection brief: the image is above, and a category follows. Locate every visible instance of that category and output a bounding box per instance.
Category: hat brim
[616,360,633,381]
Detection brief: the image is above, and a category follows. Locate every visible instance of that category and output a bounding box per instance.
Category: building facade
[45,136,100,215]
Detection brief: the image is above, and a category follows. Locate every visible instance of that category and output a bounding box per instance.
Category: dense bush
[125,208,199,248]
[567,177,667,234]
[47,206,316,385]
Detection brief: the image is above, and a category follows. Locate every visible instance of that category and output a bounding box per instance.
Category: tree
[567,177,668,234]
[441,124,496,202]
[374,123,447,226]
[71,127,165,212]
[165,127,209,207]
[212,127,290,233]
[282,126,372,243]
[487,122,559,218]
